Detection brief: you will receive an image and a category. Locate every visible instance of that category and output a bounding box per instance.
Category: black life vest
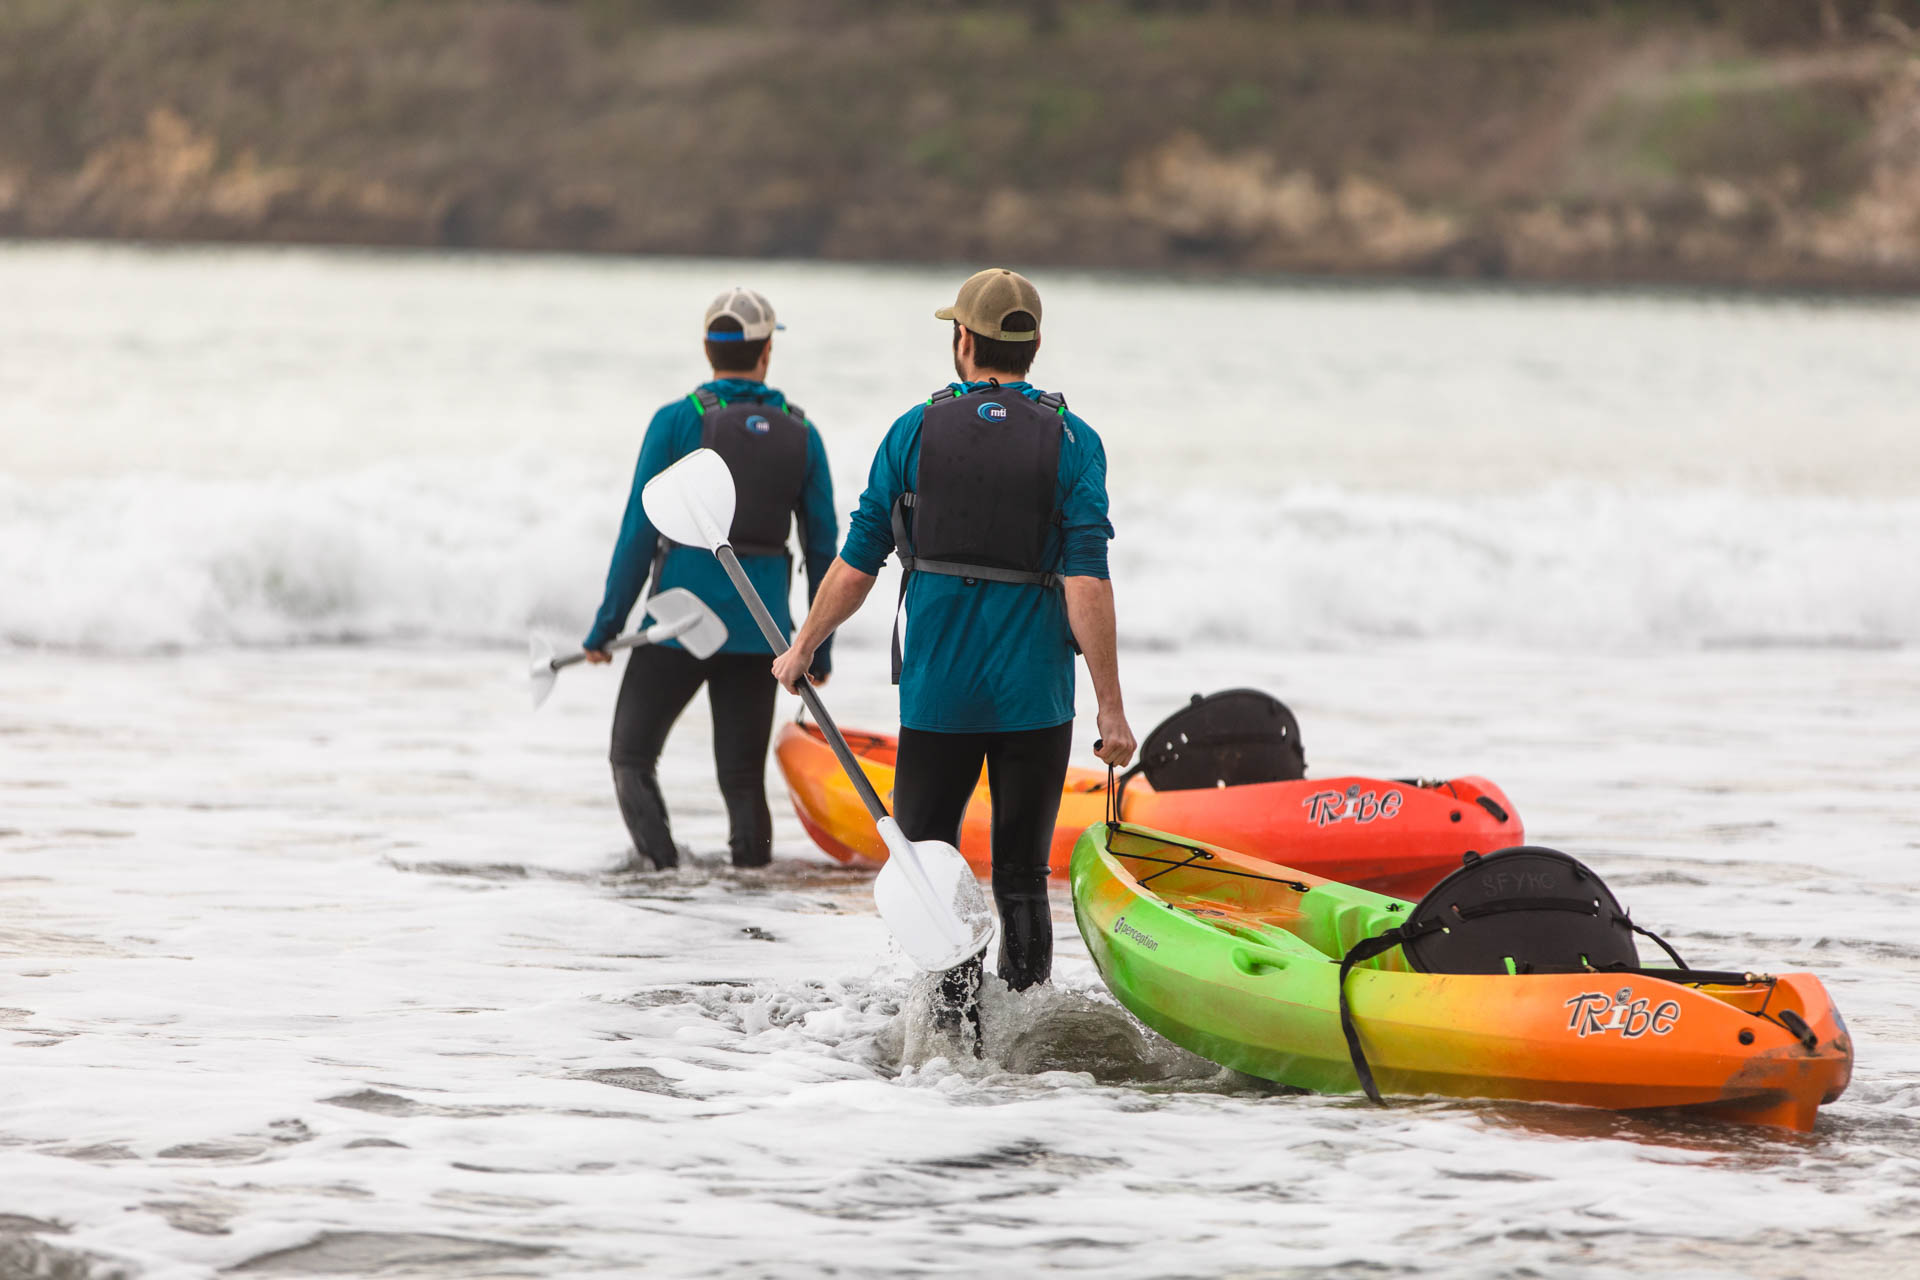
[887,383,1068,682]
[690,388,809,557]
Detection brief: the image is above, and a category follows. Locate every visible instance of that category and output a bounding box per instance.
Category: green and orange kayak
[1072,823,1852,1130]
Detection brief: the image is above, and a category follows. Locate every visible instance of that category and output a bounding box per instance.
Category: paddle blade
[644,587,729,660]
[641,449,736,552]
[528,635,558,710]
[872,819,993,971]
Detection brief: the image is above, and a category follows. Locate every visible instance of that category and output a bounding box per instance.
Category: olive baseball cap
[934,268,1041,340]
[704,287,785,342]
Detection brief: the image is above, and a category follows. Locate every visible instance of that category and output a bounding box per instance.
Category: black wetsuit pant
[893,722,1074,992]
[609,644,777,869]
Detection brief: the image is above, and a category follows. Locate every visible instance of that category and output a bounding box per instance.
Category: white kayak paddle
[528,587,727,710]
[641,448,993,972]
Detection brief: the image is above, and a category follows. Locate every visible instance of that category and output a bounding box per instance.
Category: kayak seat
[1122,689,1306,795]
[1400,847,1639,976]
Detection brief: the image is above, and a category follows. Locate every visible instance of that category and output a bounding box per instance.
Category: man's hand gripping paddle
[642,448,993,971]
[528,588,728,710]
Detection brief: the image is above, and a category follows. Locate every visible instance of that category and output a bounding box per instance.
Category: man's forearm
[1064,576,1124,710]
[791,557,878,653]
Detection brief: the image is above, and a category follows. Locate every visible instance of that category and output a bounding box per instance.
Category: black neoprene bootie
[611,765,678,871]
[995,893,1053,992]
[727,824,771,869]
[933,953,984,1057]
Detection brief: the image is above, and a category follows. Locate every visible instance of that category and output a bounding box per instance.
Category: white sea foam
[3,645,1915,1279]
[5,462,1914,653]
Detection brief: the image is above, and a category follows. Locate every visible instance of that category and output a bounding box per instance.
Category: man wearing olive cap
[585,288,838,872]
[773,268,1136,1029]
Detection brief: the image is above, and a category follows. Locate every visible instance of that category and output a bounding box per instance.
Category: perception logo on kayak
[1302,785,1404,828]
[1565,989,1681,1040]
[977,402,1009,421]
[1113,915,1159,951]
[745,415,772,435]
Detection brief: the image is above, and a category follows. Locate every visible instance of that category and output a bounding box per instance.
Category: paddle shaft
[547,612,699,672]
[712,544,890,823]
[641,450,982,964]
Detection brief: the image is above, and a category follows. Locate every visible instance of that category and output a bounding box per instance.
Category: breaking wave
[3,459,1914,652]
[1116,484,1920,651]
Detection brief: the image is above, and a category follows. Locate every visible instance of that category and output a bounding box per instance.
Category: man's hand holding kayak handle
[1066,577,1135,769]
[1093,710,1136,769]
[772,558,875,692]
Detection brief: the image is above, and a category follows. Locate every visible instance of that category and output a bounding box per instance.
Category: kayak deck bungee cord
[1071,816,1852,1131]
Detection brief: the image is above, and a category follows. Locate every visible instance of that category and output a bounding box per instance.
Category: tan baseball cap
[934,268,1041,341]
[704,287,784,342]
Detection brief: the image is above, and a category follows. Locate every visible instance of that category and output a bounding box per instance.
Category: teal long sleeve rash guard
[839,381,1113,734]
[585,379,838,668]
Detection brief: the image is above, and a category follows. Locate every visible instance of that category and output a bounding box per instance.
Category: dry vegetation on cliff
[4,0,1919,287]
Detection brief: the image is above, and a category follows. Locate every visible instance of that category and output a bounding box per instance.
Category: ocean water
[2,243,1917,1278]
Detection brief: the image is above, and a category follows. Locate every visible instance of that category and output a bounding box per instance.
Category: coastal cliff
[5,1,1919,289]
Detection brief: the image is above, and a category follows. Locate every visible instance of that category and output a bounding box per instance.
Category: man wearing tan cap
[772,268,1135,1034]
[583,288,838,872]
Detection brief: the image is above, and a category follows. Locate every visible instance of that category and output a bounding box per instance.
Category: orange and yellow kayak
[1073,822,1853,1130]
[773,721,1519,899]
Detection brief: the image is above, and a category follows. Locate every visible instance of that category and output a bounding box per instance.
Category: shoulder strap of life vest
[689,388,806,416]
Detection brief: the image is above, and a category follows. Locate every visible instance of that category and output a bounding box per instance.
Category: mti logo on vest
[977,402,1009,421]
[745,415,772,435]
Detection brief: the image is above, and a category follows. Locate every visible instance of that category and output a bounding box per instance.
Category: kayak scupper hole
[1739,1028,1756,1045]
